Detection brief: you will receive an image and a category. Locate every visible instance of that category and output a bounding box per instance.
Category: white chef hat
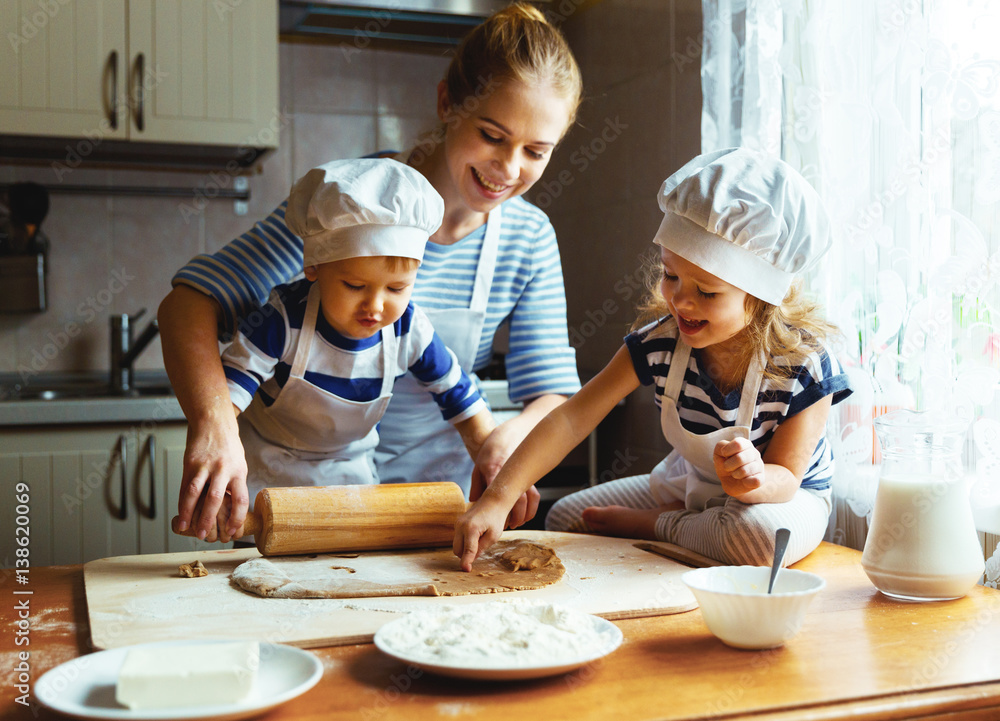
[286,158,444,267]
[653,148,831,305]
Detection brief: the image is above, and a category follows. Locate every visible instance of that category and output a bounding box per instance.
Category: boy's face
[304,256,417,340]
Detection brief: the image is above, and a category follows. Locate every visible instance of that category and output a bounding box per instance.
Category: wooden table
[3,542,999,721]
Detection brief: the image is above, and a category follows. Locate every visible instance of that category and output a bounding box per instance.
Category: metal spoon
[768,528,791,594]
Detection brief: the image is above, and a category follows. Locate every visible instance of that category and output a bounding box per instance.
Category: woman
[160,3,584,542]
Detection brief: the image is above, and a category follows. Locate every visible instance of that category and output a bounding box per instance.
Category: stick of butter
[116,641,260,709]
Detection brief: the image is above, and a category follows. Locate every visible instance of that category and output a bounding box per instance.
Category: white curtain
[701,0,1000,585]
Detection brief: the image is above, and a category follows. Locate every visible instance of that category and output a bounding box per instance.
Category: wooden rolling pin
[171,482,470,556]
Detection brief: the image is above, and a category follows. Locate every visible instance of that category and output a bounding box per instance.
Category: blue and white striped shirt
[223,281,485,424]
[173,196,581,403]
[626,317,852,491]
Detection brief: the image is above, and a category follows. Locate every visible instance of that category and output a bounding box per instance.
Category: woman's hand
[453,495,512,571]
[176,411,250,541]
[714,437,765,497]
[159,285,251,539]
[470,420,540,528]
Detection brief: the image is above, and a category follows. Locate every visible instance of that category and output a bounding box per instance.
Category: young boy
[210,159,496,533]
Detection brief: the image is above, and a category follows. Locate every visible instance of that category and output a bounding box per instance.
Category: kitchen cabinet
[0,0,278,149]
[0,422,216,568]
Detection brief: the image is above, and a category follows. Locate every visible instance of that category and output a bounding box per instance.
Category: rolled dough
[230,540,565,599]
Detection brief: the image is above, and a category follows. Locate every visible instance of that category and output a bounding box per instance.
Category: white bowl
[682,566,825,649]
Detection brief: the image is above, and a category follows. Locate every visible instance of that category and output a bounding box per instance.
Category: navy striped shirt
[223,281,485,423]
[172,195,581,403]
[626,317,852,490]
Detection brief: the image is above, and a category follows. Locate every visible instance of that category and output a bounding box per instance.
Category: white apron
[649,339,764,511]
[240,284,397,505]
[374,205,501,496]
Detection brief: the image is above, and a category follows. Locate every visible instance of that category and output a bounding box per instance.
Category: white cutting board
[84,531,699,649]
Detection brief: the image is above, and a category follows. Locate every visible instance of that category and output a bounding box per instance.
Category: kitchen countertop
[5,542,1000,721]
[0,372,184,426]
[0,374,517,427]
[0,394,185,426]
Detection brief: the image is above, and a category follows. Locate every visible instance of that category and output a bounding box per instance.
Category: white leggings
[545,474,832,566]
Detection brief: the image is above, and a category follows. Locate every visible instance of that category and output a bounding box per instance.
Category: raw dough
[500,542,558,571]
[230,539,565,599]
[178,560,208,578]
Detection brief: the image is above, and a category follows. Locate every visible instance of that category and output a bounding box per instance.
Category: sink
[1,381,175,401]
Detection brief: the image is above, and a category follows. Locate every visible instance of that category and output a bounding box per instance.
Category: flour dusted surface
[377,601,615,667]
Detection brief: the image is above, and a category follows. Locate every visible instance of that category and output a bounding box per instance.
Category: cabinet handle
[132,52,145,132]
[145,435,156,520]
[112,434,128,521]
[107,51,119,130]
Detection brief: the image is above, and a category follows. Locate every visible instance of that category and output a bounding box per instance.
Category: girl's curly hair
[631,251,840,386]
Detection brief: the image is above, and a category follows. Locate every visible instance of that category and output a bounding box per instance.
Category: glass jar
[861,410,985,601]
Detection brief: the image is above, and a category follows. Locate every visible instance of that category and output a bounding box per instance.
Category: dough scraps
[178,560,208,578]
[230,540,565,599]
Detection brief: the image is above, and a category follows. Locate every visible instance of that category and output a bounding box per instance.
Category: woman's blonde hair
[632,252,840,385]
[444,2,582,126]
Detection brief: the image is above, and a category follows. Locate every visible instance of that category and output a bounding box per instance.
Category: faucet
[110,309,160,394]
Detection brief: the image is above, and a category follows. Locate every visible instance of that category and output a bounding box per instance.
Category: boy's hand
[714,437,765,497]
[453,498,510,572]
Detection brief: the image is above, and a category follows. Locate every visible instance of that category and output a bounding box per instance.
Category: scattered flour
[376,601,616,668]
[436,701,481,716]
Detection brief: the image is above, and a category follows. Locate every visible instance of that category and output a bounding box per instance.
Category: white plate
[33,640,322,721]
[373,612,623,681]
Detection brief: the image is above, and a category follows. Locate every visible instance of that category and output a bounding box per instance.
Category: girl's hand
[714,437,765,497]
[453,497,510,572]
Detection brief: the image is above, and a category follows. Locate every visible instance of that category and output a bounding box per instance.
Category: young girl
[454,147,853,570]
[161,3,583,541]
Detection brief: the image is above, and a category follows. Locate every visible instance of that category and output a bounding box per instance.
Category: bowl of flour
[373,600,623,680]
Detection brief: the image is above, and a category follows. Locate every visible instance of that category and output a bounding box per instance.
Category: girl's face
[438,77,574,214]
[305,257,417,340]
[659,248,750,351]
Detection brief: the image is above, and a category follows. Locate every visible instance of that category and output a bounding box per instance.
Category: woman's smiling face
[439,77,574,214]
[660,247,750,351]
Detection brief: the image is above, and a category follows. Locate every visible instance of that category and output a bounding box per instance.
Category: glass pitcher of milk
[861,410,985,601]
